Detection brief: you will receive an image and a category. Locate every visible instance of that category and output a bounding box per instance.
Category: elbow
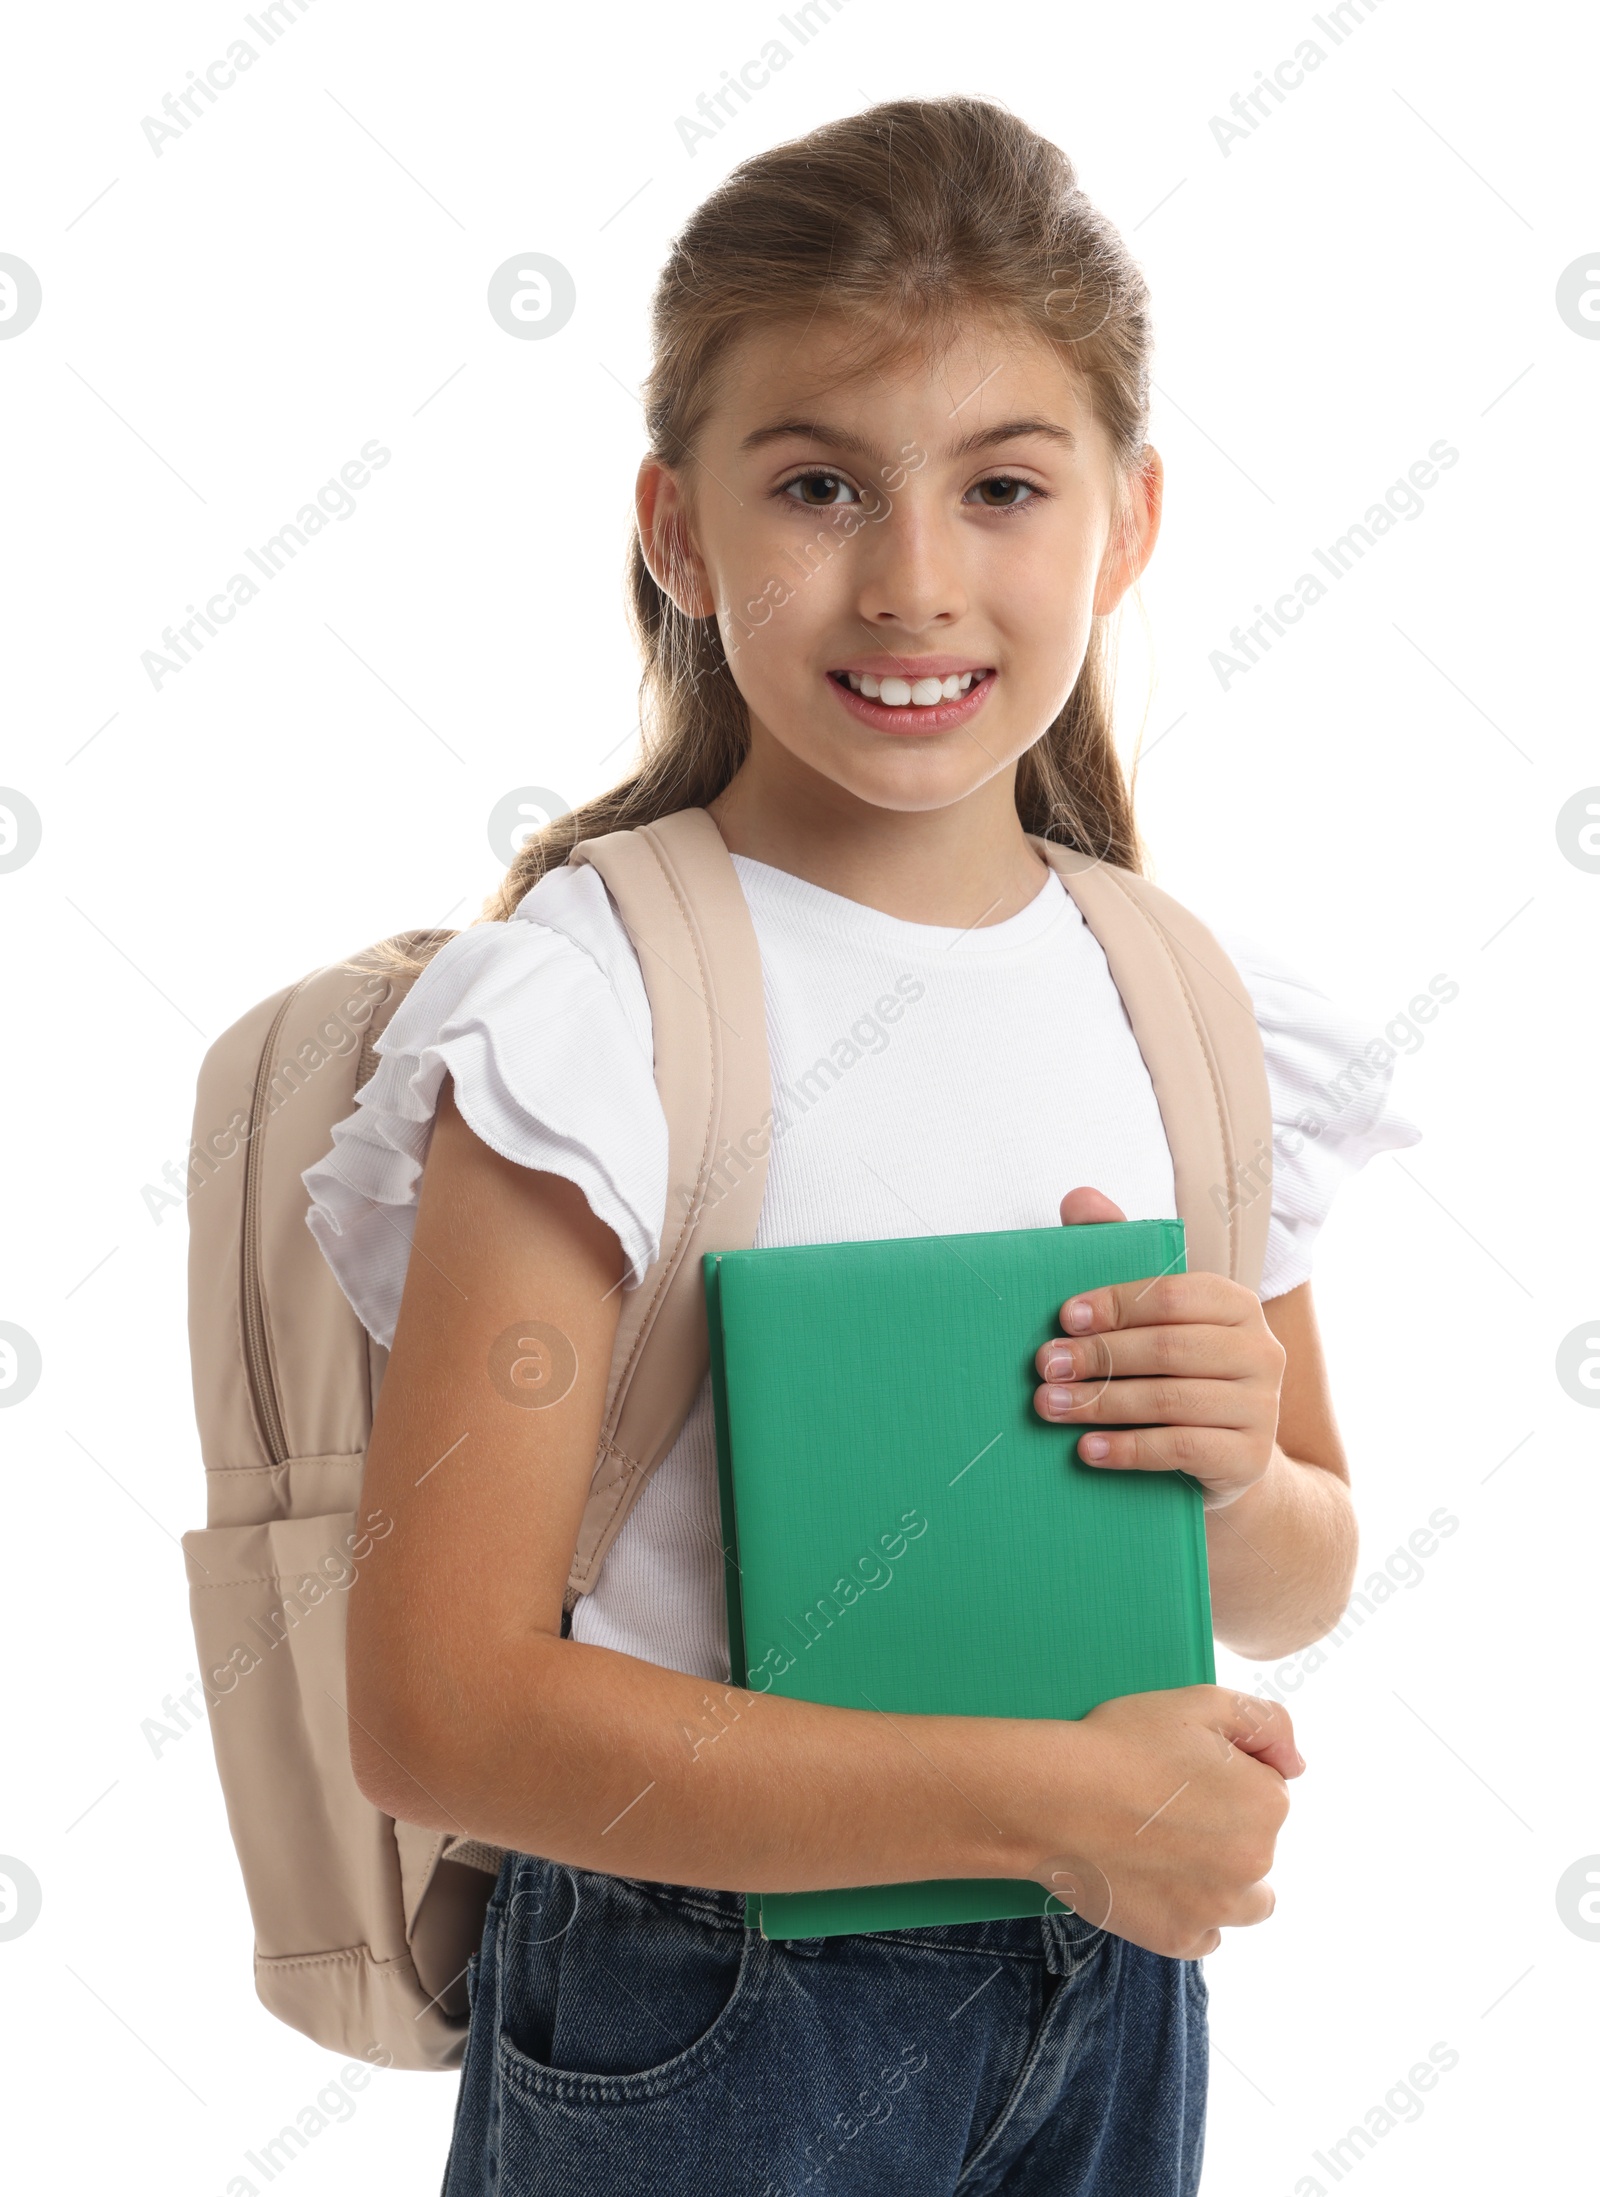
[344,1602,467,1830]
[345,1671,461,1830]
[345,1606,565,1835]
[1218,1510,1361,1664]
[1221,1584,1362,1665]
[1220,1609,1341,1664]
[347,1700,459,1831]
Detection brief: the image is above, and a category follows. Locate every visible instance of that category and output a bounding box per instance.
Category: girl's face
[637,312,1161,819]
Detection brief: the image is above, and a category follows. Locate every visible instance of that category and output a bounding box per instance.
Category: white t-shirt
[302,854,1419,1683]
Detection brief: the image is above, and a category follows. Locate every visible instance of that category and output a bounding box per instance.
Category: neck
[707,736,1048,929]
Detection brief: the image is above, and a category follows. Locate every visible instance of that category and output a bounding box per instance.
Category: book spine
[702,1255,749,1689]
[1166,1219,1217,1684]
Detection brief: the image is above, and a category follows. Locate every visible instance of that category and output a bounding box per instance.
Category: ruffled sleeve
[1212,927,1424,1301]
[301,862,669,1350]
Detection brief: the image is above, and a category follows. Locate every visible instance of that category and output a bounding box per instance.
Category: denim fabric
[441,1851,1207,2195]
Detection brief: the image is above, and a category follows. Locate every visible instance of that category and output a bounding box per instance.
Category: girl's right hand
[1027,1686,1303,1960]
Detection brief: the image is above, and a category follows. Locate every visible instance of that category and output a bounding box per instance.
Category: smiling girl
[303,96,1417,2195]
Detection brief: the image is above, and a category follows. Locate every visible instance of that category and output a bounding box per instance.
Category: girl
[304,96,1417,2195]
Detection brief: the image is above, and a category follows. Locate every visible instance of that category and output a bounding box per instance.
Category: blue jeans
[441,1851,1208,2195]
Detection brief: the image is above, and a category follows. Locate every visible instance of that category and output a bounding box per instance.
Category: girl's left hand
[1032,1186,1287,1511]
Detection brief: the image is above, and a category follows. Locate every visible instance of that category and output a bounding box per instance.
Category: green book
[703,1218,1214,1941]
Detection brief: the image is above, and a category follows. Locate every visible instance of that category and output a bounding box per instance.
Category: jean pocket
[494,1862,772,2105]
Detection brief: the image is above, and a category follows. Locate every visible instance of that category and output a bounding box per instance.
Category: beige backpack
[180,807,1272,2071]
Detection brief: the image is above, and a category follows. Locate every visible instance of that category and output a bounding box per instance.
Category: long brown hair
[477,95,1152,941]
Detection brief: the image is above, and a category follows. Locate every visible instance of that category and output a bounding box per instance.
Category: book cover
[704,1218,1214,1939]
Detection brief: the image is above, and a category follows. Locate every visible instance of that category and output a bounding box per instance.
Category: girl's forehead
[706,312,1091,432]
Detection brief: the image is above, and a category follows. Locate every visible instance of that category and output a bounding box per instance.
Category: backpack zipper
[241,982,303,1466]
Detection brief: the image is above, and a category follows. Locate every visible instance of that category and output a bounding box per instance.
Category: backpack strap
[1030,840,1273,1291]
[563,809,772,1607]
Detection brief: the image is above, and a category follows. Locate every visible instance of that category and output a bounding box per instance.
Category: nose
[852,489,968,638]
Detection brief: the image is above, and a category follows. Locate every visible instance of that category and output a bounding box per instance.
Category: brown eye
[968,476,1035,508]
[782,472,857,507]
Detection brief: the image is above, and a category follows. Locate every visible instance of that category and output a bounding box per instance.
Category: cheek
[714,542,851,720]
[995,523,1099,644]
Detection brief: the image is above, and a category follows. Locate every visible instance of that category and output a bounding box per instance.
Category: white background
[2,1,1595,2190]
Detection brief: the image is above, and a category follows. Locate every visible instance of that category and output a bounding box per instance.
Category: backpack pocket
[182,1506,485,2069]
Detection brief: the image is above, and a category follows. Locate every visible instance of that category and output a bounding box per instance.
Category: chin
[826,752,999,815]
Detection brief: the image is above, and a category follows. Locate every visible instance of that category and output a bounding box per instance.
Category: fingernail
[1080,1435,1110,1459]
[1044,1349,1074,1380]
[1065,1300,1094,1332]
[1045,1385,1077,1417]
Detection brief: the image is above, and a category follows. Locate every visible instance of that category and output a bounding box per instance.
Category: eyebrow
[736,416,1077,462]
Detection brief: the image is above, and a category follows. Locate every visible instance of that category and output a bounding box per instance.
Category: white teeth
[842,670,983,705]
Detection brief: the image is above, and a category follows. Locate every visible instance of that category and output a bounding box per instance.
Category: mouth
[825,664,997,734]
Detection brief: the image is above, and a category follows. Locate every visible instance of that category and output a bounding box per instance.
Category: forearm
[1205,1446,1358,1660]
[359,1627,1064,1896]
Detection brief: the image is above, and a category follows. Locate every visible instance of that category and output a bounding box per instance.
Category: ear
[635,456,716,619]
[1092,445,1163,617]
